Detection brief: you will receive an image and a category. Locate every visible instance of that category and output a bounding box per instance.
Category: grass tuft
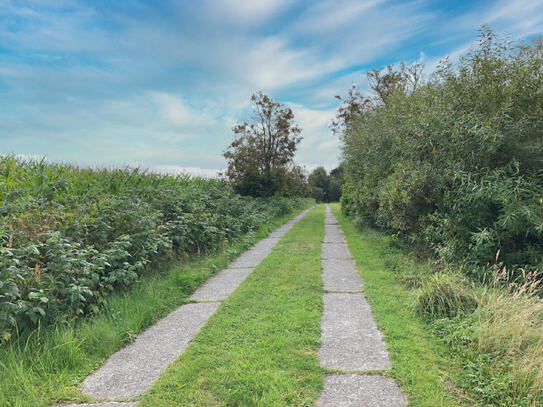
[416,273,478,319]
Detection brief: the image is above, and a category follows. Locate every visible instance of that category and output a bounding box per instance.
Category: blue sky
[1,0,543,176]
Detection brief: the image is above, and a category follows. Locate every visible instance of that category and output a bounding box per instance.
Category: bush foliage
[0,156,310,341]
[339,28,543,278]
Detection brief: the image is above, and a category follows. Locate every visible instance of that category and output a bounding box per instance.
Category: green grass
[0,208,307,407]
[140,206,325,407]
[330,204,464,407]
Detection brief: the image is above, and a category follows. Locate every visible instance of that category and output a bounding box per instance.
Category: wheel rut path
[56,209,310,407]
[56,207,407,406]
[316,206,407,406]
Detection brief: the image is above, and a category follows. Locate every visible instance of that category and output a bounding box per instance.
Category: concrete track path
[57,206,407,407]
[316,206,407,407]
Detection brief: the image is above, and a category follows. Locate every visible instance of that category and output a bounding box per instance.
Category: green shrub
[338,27,543,276]
[430,274,543,406]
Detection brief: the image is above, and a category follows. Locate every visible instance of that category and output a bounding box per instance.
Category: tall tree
[224,92,303,197]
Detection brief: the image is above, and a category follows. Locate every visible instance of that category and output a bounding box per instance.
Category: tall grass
[416,266,543,406]
[416,273,477,319]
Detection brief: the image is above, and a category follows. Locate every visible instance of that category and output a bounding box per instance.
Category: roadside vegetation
[334,204,543,406]
[141,206,324,407]
[334,28,543,406]
[0,156,310,343]
[331,204,461,407]
[0,193,310,407]
[337,27,543,277]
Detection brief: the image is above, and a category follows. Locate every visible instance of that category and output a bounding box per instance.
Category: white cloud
[2,0,543,175]
[311,70,369,104]
[208,0,293,22]
[293,0,383,33]
[285,103,339,167]
[149,92,219,128]
[290,0,435,67]
[243,37,342,90]
[488,0,543,36]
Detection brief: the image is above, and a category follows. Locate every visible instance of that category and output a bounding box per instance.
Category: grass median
[140,206,325,407]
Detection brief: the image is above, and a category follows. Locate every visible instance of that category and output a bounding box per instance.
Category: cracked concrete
[321,258,362,292]
[190,268,253,301]
[321,242,351,260]
[319,293,391,371]
[81,302,220,399]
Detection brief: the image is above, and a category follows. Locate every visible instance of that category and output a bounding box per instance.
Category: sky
[1,0,543,177]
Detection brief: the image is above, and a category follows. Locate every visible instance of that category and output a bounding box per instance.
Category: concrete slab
[324,223,341,230]
[228,248,268,268]
[321,243,351,260]
[57,403,138,407]
[72,208,312,404]
[252,237,280,252]
[267,230,284,238]
[82,302,220,399]
[322,258,362,292]
[229,208,310,267]
[190,268,252,301]
[319,293,391,371]
[323,229,345,243]
[324,223,343,236]
[317,374,407,407]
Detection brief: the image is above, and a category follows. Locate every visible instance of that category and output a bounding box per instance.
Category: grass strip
[0,208,309,407]
[140,206,325,407]
[330,204,464,407]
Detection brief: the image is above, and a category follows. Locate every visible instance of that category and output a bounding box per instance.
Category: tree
[308,165,344,202]
[337,27,543,271]
[328,164,344,202]
[331,63,423,136]
[308,166,329,202]
[224,92,303,197]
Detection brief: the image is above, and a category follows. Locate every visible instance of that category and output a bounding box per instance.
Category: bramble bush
[0,156,310,341]
[339,27,543,279]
